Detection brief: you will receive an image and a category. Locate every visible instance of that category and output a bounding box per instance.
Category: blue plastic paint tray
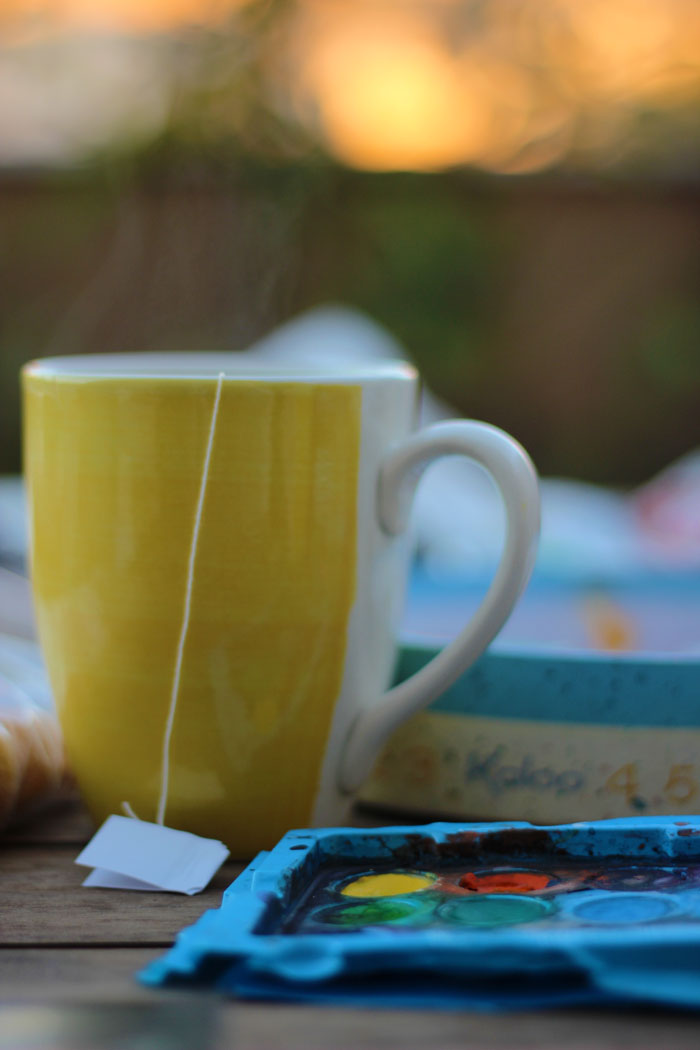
[140,818,700,1009]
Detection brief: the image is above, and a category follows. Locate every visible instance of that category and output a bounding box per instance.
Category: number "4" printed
[604,763,639,803]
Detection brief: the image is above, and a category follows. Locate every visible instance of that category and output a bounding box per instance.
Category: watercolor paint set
[142,817,700,1009]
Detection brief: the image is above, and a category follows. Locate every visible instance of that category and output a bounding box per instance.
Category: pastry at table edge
[0,709,69,829]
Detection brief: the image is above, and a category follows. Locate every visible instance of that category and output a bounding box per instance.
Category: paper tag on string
[76,815,229,895]
[76,376,230,896]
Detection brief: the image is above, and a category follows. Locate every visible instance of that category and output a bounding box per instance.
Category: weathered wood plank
[5,804,700,1050]
[234,1005,700,1050]
[0,845,242,946]
[0,948,160,1002]
[3,949,700,1050]
[3,799,398,848]
[0,995,225,1050]
[4,797,93,846]
[0,800,410,949]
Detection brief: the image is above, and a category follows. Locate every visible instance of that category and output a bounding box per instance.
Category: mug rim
[23,352,417,384]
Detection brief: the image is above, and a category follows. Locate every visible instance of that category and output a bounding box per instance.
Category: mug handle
[338,420,540,794]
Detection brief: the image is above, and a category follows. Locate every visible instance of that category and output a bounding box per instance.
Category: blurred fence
[1,167,699,485]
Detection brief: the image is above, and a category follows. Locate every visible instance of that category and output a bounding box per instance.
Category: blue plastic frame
[140,817,700,1009]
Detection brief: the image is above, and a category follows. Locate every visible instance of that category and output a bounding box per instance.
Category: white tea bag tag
[75,815,230,895]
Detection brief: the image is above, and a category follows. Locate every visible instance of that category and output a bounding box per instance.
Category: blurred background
[1,0,699,488]
[2,1,699,835]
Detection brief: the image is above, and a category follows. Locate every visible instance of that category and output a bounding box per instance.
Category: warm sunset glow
[525,0,700,119]
[1,0,699,173]
[290,0,700,174]
[2,0,244,34]
[298,14,489,172]
[561,0,683,99]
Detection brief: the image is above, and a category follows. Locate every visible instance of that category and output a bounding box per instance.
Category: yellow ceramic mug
[23,353,539,856]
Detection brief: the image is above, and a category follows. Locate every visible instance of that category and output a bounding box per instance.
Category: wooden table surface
[4,803,700,1049]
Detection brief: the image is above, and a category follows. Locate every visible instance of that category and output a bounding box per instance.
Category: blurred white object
[0,567,35,639]
[243,305,700,582]
[634,451,700,569]
[0,476,29,570]
[241,304,453,425]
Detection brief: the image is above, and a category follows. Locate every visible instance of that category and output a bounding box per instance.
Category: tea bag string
[155,371,225,826]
